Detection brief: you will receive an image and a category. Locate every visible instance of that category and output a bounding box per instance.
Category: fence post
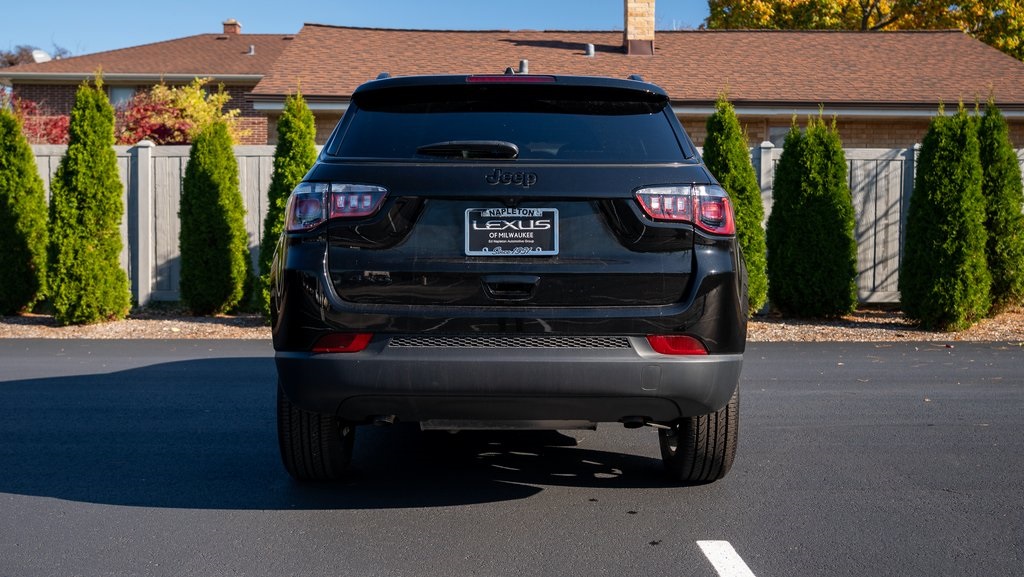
[757,141,775,225]
[130,141,155,307]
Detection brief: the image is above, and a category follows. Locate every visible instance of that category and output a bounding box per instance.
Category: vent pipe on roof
[247,44,255,56]
[585,43,595,57]
[518,59,529,74]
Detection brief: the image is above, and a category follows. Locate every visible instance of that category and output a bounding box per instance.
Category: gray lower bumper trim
[276,337,743,423]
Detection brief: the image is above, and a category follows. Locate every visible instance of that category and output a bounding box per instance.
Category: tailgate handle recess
[482,275,540,301]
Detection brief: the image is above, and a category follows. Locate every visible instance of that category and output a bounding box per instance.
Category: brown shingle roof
[251,25,1024,109]
[2,33,293,79]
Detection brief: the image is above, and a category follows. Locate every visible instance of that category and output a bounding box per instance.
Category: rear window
[328,84,689,162]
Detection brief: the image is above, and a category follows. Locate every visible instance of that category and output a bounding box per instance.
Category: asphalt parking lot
[1,340,1021,577]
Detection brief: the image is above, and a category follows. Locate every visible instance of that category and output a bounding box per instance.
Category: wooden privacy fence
[750,144,917,303]
[32,142,276,306]
[31,143,1024,306]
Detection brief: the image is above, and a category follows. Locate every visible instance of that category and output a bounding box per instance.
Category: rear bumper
[276,336,743,423]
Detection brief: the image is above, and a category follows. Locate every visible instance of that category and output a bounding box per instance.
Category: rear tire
[277,381,355,482]
[659,388,739,484]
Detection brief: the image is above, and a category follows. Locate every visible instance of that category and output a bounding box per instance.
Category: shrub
[8,96,69,144]
[977,101,1024,313]
[900,106,990,330]
[179,120,251,314]
[257,91,317,315]
[115,89,188,145]
[47,79,131,325]
[0,106,49,314]
[766,116,858,317]
[115,78,246,145]
[703,96,768,314]
[766,125,804,315]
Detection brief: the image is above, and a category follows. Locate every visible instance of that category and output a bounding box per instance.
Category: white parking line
[697,541,757,577]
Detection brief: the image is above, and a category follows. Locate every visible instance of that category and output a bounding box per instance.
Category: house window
[767,125,812,148]
[108,86,136,107]
[767,126,791,147]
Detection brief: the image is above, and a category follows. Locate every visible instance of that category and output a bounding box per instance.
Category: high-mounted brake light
[646,335,708,355]
[466,75,556,83]
[634,184,736,236]
[285,183,388,231]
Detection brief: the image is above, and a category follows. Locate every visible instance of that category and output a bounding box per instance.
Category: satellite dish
[31,49,52,63]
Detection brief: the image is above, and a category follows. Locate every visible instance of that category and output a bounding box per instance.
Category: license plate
[465,208,558,256]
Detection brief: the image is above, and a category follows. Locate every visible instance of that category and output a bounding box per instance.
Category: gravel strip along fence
[1,307,1022,343]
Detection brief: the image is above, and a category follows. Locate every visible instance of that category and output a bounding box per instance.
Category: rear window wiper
[415,140,519,160]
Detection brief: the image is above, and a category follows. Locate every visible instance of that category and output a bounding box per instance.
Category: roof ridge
[668,28,966,34]
[301,23,622,34]
[298,23,968,36]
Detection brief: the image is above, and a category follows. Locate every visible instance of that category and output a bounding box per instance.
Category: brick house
[0,19,292,144]
[6,2,1024,148]
[250,20,1024,148]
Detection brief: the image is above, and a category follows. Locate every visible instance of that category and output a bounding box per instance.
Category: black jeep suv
[270,73,747,484]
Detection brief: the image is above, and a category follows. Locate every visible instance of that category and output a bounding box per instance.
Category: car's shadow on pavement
[0,358,678,511]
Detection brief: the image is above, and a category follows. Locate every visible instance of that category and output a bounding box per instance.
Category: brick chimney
[624,0,655,55]
[223,19,242,35]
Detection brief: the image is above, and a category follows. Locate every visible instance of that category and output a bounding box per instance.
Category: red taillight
[466,75,556,83]
[329,184,388,218]
[312,333,373,353]
[284,187,324,232]
[646,335,708,355]
[638,189,695,221]
[634,185,736,236]
[285,183,388,231]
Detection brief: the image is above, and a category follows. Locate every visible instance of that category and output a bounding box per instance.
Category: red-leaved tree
[114,79,245,145]
[115,90,190,145]
[7,97,69,144]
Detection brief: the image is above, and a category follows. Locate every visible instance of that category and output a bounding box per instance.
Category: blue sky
[3,0,710,58]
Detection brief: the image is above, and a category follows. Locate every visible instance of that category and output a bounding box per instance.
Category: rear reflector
[646,335,708,355]
[312,333,373,353]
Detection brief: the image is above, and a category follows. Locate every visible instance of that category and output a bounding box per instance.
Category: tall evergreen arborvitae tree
[977,101,1024,313]
[703,96,768,313]
[258,92,317,315]
[900,106,991,330]
[179,120,251,314]
[48,79,131,325]
[766,116,858,317]
[0,106,49,314]
[767,124,805,314]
